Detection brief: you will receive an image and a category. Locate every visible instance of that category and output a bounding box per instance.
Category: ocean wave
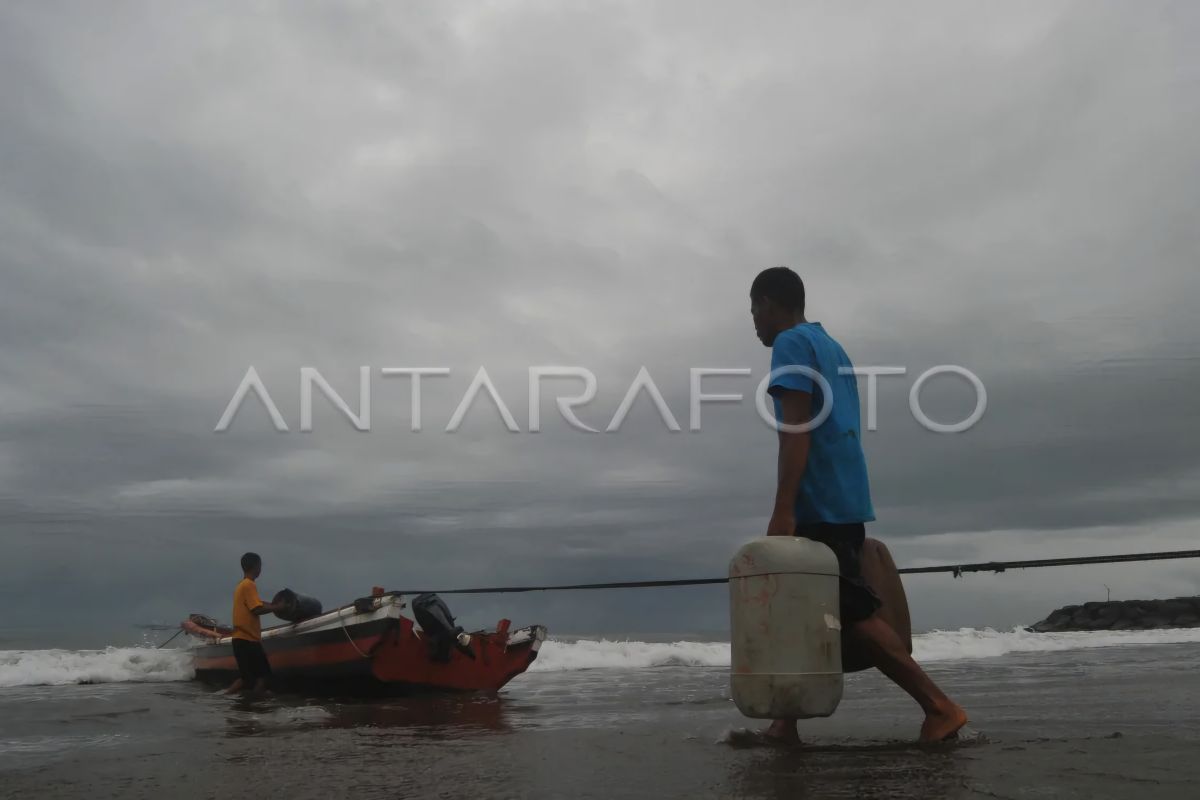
[530,639,730,671]
[0,647,194,688]
[913,625,1200,663]
[3,626,1199,686]
[530,626,1200,672]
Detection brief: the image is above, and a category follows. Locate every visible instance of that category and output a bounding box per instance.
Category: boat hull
[191,596,545,694]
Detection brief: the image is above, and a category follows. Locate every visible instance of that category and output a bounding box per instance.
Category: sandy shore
[2,636,1197,799]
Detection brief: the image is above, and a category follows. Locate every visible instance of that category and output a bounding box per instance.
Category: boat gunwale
[191,594,547,651]
[201,595,404,646]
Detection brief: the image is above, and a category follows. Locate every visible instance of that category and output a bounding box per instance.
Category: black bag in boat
[411,593,475,662]
[271,588,323,622]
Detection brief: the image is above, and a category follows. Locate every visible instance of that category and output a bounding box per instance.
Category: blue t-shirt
[769,322,875,525]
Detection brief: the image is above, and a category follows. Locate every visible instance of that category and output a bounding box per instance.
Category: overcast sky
[2,1,1198,642]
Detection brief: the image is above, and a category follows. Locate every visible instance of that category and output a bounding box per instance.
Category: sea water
[2,628,1199,798]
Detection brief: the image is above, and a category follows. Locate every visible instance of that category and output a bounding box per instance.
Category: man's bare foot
[919,703,968,743]
[763,719,800,744]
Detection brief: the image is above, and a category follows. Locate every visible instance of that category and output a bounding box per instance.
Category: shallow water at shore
[2,632,1198,799]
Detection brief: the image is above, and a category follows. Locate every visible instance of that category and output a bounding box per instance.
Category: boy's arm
[245,583,284,615]
[766,389,812,536]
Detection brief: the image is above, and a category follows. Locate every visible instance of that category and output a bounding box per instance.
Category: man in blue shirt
[751,266,967,743]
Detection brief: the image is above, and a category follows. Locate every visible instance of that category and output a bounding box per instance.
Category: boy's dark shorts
[795,521,882,625]
[232,638,272,685]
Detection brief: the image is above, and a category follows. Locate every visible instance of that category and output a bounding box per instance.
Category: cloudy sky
[2,1,1198,643]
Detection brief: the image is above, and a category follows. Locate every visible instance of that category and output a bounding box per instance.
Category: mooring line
[392,549,1200,595]
[153,549,1200,647]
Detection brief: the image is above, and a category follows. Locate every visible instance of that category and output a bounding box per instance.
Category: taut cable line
[392,549,1200,595]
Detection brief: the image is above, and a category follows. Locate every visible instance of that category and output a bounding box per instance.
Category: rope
[395,577,731,595]
[391,548,1200,595]
[898,549,1200,576]
[339,611,373,659]
[156,628,185,649]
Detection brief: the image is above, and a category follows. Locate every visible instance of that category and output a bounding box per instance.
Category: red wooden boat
[182,593,546,694]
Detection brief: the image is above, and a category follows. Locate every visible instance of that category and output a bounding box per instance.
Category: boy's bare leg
[222,678,244,695]
[849,615,968,742]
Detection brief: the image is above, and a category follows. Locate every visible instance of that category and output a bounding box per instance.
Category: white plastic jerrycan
[729,536,844,719]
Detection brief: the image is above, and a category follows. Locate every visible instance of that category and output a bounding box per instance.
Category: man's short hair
[751,266,805,313]
[240,552,261,572]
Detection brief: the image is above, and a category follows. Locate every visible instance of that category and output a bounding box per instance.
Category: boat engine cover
[412,593,475,661]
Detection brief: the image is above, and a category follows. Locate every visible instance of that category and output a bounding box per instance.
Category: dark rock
[1043,608,1073,624]
[1030,597,1200,632]
[1159,600,1192,616]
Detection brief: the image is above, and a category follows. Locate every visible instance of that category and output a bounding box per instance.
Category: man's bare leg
[222,678,244,695]
[849,615,968,742]
[764,718,800,743]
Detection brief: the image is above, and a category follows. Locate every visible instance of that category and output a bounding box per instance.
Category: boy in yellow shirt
[225,552,285,694]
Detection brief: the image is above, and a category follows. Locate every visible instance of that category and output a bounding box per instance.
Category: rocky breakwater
[1030,597,1200,632]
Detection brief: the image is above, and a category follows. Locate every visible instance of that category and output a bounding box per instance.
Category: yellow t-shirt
[232,578,264,641]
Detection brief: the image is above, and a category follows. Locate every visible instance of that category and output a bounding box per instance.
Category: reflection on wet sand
[222,692,512,740]
[726,738,970,800]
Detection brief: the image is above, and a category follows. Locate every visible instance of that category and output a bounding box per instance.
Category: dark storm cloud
[1,0,1198,633]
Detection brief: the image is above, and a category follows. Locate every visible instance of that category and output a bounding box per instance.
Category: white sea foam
[530,639,730,672]
[913,625,1200,662]
[530,626,1200,672]
[0,647,194,688]
[2,627,1198,686]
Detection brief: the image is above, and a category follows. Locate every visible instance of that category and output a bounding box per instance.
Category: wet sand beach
[2,630,1198,799]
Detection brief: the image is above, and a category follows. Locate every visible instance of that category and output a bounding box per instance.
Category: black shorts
[232,638,272,685]
[795,521,882,625]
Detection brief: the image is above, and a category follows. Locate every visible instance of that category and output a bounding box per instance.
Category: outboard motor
[271,588,323,622]
[411,593,475,662]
